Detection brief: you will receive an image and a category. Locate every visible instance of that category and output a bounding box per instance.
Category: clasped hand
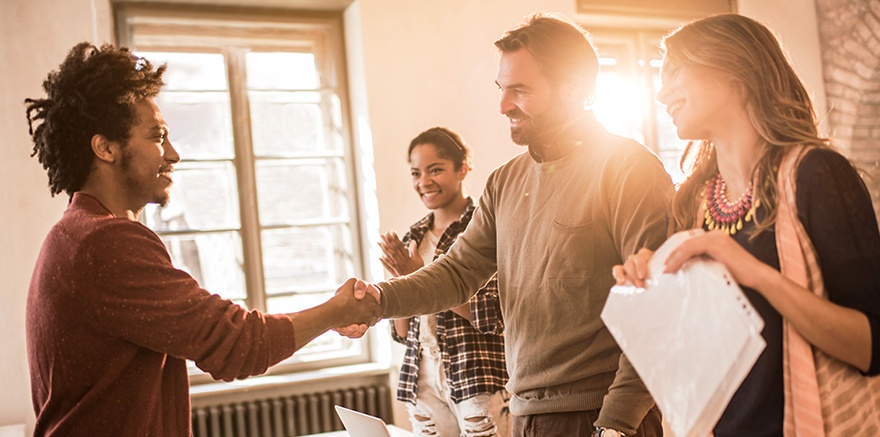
[330,278,382,329]
[332,279,383,338]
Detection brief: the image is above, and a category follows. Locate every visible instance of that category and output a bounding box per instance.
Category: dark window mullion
[227,46,268,312]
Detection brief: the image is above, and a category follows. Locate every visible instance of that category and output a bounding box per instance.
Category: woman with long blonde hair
[614,14,880,436]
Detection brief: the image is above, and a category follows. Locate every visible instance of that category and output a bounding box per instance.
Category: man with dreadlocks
[24,42,381,436]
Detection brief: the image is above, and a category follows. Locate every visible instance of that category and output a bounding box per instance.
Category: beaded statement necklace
[702,173,760,235]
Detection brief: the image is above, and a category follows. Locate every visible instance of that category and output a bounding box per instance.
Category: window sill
[189,362,395,406]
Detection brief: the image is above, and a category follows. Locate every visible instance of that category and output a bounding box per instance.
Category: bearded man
[338,13,673,437]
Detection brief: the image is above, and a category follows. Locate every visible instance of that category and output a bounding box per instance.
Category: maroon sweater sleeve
[28,195,302,436]
[82,219,297,381]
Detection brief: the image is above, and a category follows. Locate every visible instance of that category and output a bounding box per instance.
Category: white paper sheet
[602,229,765,437]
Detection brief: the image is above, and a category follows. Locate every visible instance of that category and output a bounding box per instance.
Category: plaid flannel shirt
[391,197,508,404]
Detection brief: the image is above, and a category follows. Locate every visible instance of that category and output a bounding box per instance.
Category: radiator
[192,384,392,437]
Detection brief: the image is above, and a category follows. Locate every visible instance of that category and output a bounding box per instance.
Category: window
[591,28,688,183]
[115,4,369,376]
[582,2,735,184]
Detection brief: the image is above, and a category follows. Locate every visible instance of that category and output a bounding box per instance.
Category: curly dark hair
[25,42,166,197]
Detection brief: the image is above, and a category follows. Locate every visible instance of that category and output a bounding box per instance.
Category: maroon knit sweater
[27,193,298,436]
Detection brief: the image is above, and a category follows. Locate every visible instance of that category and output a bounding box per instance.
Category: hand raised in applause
[333,279,382,339]
[378,231,423,277]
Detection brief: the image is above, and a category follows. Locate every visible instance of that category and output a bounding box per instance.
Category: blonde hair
[661,14,831,235]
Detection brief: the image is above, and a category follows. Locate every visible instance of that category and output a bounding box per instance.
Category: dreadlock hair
[25,42,166,198]
[407,127,472,171]
[661,14,831,237]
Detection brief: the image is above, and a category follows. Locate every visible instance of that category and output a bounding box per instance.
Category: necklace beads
[702,173,760,235]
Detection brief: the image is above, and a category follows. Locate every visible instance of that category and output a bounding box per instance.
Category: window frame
[114,3,373,380]
[577,0,736,21]
[590,27,690,178]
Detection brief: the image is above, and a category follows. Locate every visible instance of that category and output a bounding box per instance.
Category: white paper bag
[602,229,765,437]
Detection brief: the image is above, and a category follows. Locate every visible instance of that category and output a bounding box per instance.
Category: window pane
[145,161,241,230]
[268,292,363,359]
[139,52,234,160]
[136,52,228,91]
[278,330,362,361]
[269,291,333,313]
[267,290,363,362]
[594,44,646,144]
[158,231,247,302]
[155,91,235,160]
[261,226,353,295]
[255,158,349,225]
[651,66,688,183]
[249,91,341,156]
[246,52,319,90]
[591,32,687,184]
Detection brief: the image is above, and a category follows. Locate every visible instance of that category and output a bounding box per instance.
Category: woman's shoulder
[793,146,875,223]
[795,147,861,189]
[798,147,853,173]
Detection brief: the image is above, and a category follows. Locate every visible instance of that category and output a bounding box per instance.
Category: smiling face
[496,48,570,147]
[409,143,467,212]
[118,98,179,208]
[656,59,743,141]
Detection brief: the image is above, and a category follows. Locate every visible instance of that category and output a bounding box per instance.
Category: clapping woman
[380,127,509,437]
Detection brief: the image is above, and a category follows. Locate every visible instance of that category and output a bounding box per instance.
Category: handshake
[328,278,384,338]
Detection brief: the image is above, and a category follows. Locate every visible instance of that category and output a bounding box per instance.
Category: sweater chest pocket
[548,219,595,279]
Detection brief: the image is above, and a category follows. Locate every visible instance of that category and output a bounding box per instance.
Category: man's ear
[91,134,119,163]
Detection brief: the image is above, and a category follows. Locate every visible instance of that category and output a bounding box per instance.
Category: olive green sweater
[380,113,673,433]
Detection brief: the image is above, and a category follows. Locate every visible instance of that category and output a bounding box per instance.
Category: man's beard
[120,147,172,207]
[507,104,569,147]
[508,109,533,146]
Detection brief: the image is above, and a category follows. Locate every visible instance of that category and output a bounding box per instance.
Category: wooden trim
[577,0,736,19]
[112,0,353,13]
[224,46,267,312]
[189,363,391,402]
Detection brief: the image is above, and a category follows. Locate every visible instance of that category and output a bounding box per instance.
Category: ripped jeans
[407,346,510,437]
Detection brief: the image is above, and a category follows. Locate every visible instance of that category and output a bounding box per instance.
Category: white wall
[0,0,113,431]
[738,0,829,135]
[352,0,577,241]
[0,0,826,432]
